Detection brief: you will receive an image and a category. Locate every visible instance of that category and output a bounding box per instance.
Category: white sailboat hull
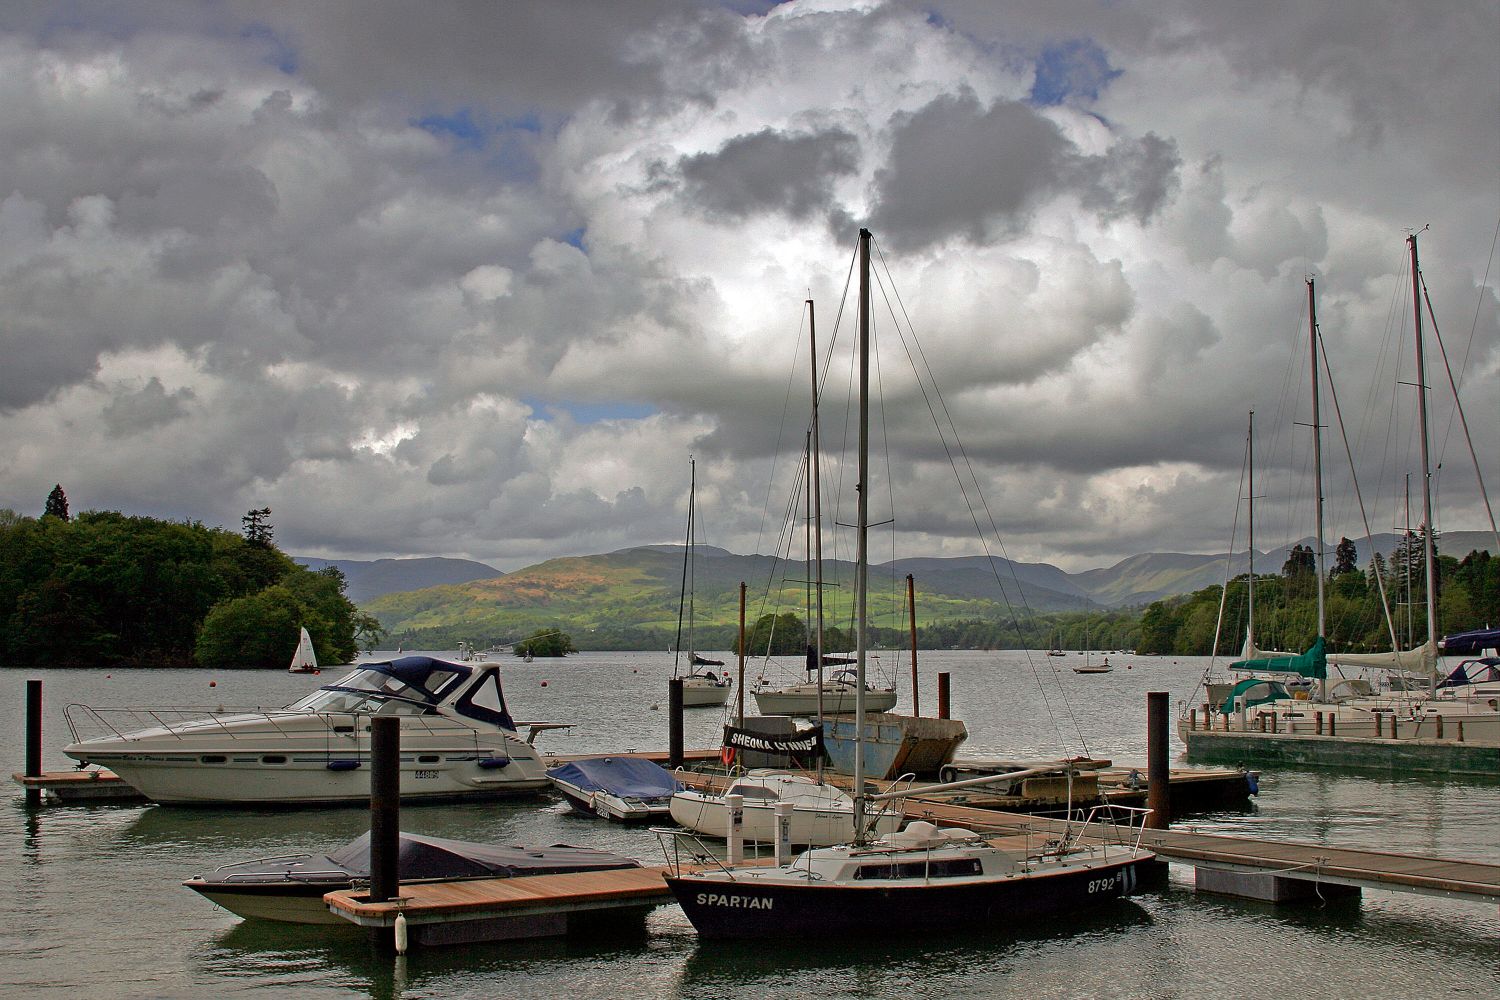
[669,790,900,846]
[753,684,897,716]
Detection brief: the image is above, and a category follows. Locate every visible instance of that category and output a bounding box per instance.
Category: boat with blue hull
[820,712,967,780]
[662,229,1154,940]
[669,821,1152,940]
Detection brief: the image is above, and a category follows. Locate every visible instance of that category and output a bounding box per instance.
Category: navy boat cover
[547,757,682,799]
[1439,627,1500,655]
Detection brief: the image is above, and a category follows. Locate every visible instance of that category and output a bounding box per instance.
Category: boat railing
[651,826,746,879]
[1064,804,1152,857]
[62,704,488,746]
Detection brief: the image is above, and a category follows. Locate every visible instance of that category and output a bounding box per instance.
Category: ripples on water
[3,652,1498,998]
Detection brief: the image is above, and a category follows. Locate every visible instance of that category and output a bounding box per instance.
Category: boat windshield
[286,689,435,715]
[287,666,448,712]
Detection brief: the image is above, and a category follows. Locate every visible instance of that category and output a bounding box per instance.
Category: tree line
[0,489,380,669]
[1134,532,1499,656]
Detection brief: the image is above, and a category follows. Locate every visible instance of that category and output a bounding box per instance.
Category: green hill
[364,545,1092,650]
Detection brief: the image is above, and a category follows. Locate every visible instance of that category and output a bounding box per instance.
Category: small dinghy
[184,832,641,924]
[548,756,682,822]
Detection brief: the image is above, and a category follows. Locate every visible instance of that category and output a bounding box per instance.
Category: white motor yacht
[63,656,555,805]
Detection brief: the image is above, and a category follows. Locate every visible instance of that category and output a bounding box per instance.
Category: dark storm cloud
[870,91,1180,250]
[678,127,860,220]
[101,377,195,437]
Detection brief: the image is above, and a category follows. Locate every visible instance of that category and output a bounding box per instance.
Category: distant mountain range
[294,556,502,604]
[302,530,1495,637]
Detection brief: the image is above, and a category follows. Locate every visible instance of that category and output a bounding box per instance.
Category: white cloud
[0,1,1494,577]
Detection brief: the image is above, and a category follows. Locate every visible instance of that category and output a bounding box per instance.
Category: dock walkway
[901,797,1500,905]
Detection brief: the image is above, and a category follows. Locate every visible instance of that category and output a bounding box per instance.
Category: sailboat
[663,229,1154,938]
[288,627,319,674]
[1073,610,1111,673]
[673,458,733,708]
[1182,243,1500,756]
[752,298,897,718]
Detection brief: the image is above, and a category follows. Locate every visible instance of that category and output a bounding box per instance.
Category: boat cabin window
[453,670,515,729]
[854,858,982,880]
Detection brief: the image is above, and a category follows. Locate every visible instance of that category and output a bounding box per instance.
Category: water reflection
[674,900,1154,997]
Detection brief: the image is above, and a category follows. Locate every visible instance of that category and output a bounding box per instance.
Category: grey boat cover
[195,832,640,886]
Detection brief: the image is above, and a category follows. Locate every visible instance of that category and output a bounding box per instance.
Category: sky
[1,0,1497,574]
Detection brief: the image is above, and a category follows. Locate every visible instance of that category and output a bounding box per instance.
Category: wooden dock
[11,749,725,806]
[11,769,146,804]
[672,763,1254,817]
[325,865,681,947]
[899,798,1500,906]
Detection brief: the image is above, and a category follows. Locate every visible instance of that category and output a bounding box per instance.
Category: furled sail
[1230,636,1327,680]
[1327,638,1438,677]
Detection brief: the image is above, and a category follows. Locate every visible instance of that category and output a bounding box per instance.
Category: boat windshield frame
[287,661,469,713]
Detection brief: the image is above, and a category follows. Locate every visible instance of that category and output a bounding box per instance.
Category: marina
[6,653,1500,997]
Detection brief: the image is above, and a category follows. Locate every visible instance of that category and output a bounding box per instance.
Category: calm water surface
[4,651,1498,998]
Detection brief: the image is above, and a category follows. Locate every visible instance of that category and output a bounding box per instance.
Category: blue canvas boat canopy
[1439,627,1500,655]
[546,757,682,800]
[1230,637,1327,680]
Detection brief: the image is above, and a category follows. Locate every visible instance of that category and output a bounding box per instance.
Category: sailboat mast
[1308,279,1327,701]
[853,229,871,840]
[687,458,696,660]
[1408,233,1438,682]
[808,299,826,723]
[674,458,694,675]
[1246,411,1256,652]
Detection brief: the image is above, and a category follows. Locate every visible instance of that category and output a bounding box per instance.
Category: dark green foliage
[1333,536,1359,576]
[44,485,70,521]
[514,628,576,657]
[742,612,807,655]
[1128,548,1500,656]
[0,509,361,668]
[242,507,274,546]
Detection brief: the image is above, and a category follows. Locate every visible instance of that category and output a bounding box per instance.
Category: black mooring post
[937,672,951,720]
[1146,691,1170,829]
[25,679,43,808]
[669,677,684,769]
[368,716,401,903]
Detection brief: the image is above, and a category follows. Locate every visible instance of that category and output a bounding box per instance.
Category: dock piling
[937,672,951,720]
[369,716,400,904]
[1146,691,1170,830]
[25,680,42,808]
[668,678,684,769]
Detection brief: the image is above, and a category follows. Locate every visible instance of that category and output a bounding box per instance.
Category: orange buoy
[209,681,217,687]
[540,680,548,687]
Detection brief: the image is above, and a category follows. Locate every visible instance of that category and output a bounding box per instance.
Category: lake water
[4,650,1498,999]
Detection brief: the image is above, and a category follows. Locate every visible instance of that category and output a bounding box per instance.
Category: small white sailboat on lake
[673,457,733,707]
[288,627,319,674]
